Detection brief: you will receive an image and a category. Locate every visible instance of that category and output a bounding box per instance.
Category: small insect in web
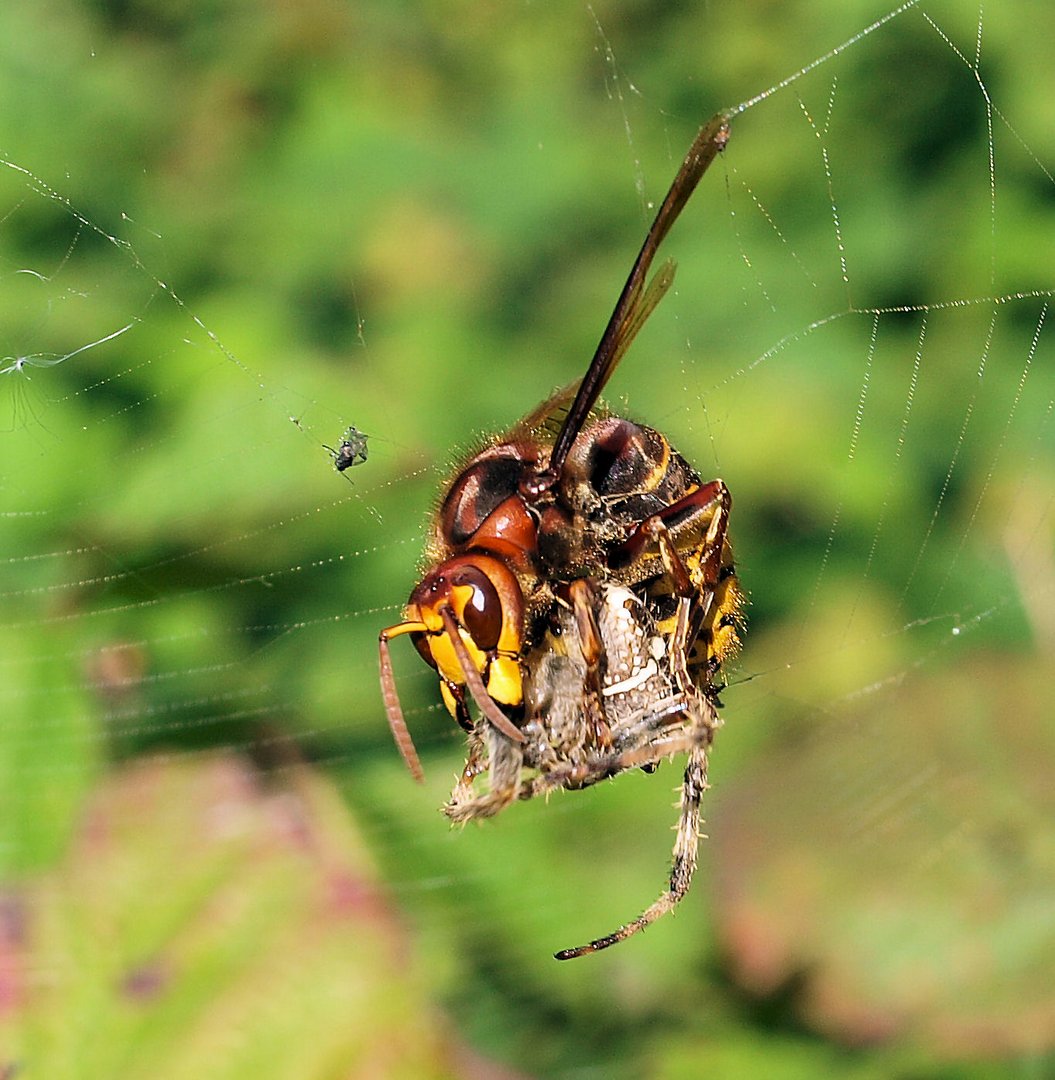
[377,112,743,959]
[324,426,369,472]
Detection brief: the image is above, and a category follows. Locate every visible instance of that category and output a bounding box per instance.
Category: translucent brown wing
[536,112,731,490]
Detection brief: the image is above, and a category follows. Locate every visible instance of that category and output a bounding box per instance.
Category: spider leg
[444,724,525,823]
[517,710,711,800]
[446,725,488,808]
[554,736,709,960]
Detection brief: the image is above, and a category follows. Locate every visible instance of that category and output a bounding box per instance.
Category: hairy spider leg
[445,723,526,822]
[447,727,488,808]
[554,736,711,959]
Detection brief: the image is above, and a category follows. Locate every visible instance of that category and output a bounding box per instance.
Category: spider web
[1,1,1052,1076]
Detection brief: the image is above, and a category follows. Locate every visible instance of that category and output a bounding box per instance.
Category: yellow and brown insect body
[704,547,744,667]
[557,419,697,565]
[376,112,740,959]
[567,419,674,509]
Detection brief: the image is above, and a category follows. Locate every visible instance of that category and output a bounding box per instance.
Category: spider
[378,112,743,958]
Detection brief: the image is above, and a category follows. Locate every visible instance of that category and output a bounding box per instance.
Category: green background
[1,0,1053,1076]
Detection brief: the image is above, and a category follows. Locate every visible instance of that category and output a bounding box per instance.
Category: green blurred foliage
[0,0,1053,1077]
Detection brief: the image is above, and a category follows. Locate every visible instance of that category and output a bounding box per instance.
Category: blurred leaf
[0,754,513,1079]
[712,653,1055,1059]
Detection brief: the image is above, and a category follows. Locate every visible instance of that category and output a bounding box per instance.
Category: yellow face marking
[449,583,476,621]
[410,585,524,711]
[440,680,459,718]
[486,655,522,706]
